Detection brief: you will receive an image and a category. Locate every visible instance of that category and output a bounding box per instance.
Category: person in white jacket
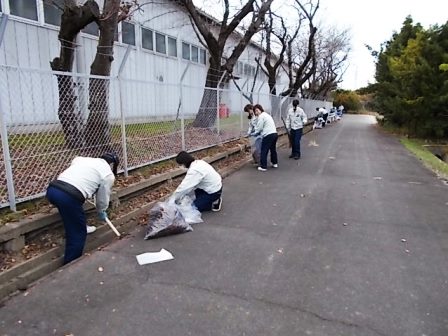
[285,99,308,160]
[244,104,261,164]
[251,104,278,171]
[46,153,118,264]
[173,151,222,212]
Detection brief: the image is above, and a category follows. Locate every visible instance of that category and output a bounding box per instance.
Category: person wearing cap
[46,153,119,264]
[173,151,222,212]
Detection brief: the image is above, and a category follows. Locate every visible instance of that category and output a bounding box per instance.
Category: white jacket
[58,157,115,212]
[285,106,308,130]
[253,112,277,137]
[173,160,222,200]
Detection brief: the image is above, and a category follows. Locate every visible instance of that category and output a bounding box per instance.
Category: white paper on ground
[136,249,174,265]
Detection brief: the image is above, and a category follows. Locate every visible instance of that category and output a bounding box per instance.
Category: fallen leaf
[277,248,284,254]
[343,223,348,226]
[405,249,410,253]
[401,239,407,243]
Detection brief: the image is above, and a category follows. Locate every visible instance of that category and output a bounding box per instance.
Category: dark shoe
[289,154,294,159]
[212,197,222,212]
[294,156,300,160]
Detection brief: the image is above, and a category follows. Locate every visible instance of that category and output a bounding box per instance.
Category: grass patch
[400,138,448,179]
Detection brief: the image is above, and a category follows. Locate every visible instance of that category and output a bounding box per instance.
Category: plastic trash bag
[176,195,203,225]
[144,201,193,240]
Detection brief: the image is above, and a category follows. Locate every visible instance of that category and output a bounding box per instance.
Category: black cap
[101,152,119,176]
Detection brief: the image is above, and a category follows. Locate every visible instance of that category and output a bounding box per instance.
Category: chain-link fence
[0,64,332,210]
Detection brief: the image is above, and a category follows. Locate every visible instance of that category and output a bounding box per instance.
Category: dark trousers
[46,186,87,264]
[290,128,303,158]
[194,188,222,212]
[260,133,278,169]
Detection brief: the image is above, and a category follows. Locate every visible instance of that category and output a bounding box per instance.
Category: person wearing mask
[173,151,223,212]
[251,104,278,172]
[244,104,261,164]
[46,153,119,264]
[285,99,308,160]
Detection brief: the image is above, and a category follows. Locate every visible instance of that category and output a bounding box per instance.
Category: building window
[122,21,135,45]
[9,0,38,20]
[182,42,190,60]
[200,49,207,65]
[167,37,177,57]
[83,22,99,36]
[155,33,166,54]
[191,46,199,63]
[142,27,153,51]
[44,0,63,26]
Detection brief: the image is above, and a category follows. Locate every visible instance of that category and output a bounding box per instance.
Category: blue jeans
[46,186,87,264]
[260,133,278,169]
[290,128,303,158]
[194,188,222,212]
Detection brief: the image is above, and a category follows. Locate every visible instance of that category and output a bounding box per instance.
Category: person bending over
[173,151,222,212]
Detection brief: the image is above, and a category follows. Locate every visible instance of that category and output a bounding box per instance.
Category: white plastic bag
[176,195,203,224]
[144,200,193,240]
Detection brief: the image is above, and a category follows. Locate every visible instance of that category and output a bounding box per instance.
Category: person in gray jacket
[46,153,118,264]
[285,99,308,159]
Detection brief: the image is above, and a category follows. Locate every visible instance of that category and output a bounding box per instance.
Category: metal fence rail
[0,65,331,210]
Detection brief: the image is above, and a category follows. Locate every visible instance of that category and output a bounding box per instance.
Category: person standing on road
[251,104,278,172]
[173,151,223,212]
[46,153,119,264]
[244,104,261,165]
[285,99,308,160]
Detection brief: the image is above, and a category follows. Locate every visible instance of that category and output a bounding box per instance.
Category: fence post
[0,15,16,211]
[216,71,227,139]
[118,45,131,177]
[179,63,190,150]
[240,88,244,136]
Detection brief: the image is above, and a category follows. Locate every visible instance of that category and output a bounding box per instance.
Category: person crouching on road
[285,99,307,160]
[173,151,223,212]
[244,103,261,164]
[251,104,278,171]
[46,153,118,264]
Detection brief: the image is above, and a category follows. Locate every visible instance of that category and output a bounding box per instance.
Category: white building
[0,0,295,126]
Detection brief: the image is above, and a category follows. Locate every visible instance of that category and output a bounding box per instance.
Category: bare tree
[179,0,274,127]
[49,0,135,150]
[50,0,98,148]
[305,26,350,99]
[280,0,319,98]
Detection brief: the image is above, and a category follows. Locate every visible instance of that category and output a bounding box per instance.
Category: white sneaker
[212,197,222,212]
[258,167,267,172]
[86,225,97,234]
[272,164,278,168]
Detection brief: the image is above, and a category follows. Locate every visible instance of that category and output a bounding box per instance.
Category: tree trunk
[50,1,98,149]
[192,60,225,128]
[84,0,119,152]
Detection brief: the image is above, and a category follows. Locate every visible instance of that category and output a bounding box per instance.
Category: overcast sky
[195,0,448,90]
[318,0,448,89]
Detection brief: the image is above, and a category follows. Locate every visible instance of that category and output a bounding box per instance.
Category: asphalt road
[1,115,448,336]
